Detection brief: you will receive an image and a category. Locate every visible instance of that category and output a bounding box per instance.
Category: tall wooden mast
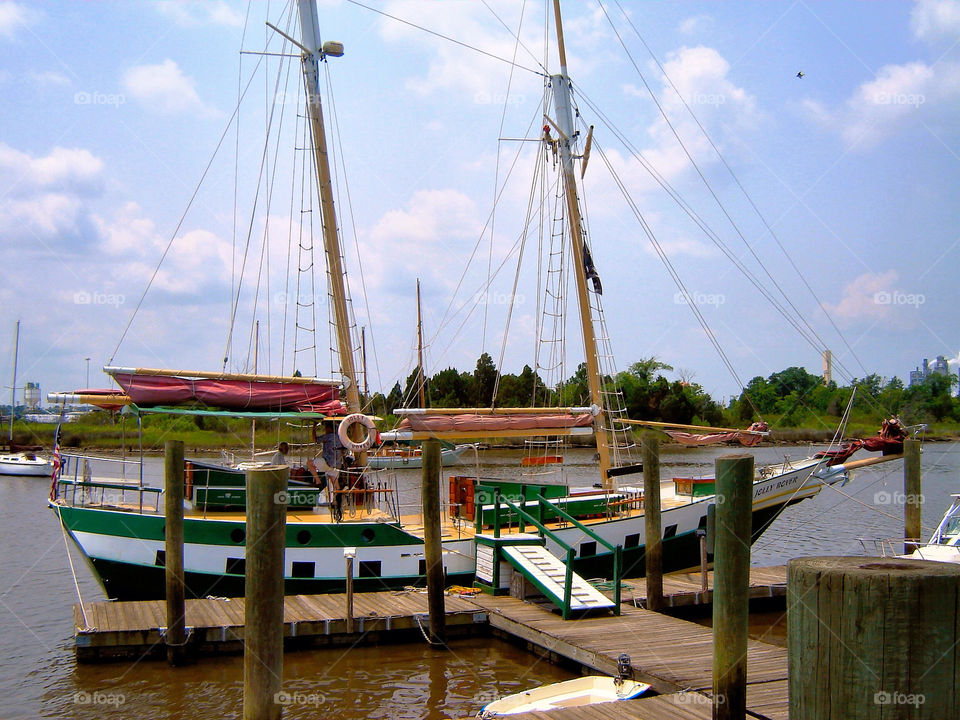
[296,1,366,461]
[551,0,611,486]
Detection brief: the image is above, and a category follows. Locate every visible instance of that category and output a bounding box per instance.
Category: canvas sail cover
[397,412,594,434]
[665,421,768,447]
[110,371,344,413]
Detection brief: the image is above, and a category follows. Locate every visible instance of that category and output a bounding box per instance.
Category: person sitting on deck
[270,441,289,466]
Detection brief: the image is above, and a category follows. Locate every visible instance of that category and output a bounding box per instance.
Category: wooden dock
[74,568,790,718]
[619,565,787,608]
[74,590,487,662]
[470,594,788,720]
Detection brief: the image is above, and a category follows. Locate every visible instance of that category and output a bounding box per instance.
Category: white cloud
[803,2,960,148]
[366,188,480,291]
[606,46,758,205]
[154,1,245,28]
[0,1,36,39]
[821,270,925,329]
[30,70,70,87]
[380,1,542,100]
[121,59,214,116]
[644,235,717,258]
[911,0,960,41]
[0,192,83,241]
[678,14,712,36]
[0,143,103,195]
[0,143,104,245]
[808,59,960,148]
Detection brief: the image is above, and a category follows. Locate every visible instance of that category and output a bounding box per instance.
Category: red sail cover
[398,413,594,433]
[666,421,768,447]
[112,373,344,413]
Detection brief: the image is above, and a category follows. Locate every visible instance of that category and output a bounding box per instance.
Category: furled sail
[665,421,769,447]
[105,367,345,413]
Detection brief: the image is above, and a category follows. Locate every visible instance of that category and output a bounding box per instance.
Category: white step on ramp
[502,544,615,612]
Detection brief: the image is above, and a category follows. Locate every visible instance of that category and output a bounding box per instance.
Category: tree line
[366,354,960,428]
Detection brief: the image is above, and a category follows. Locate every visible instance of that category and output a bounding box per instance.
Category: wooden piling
[712,453,753,720]
[421,439,446,646]
[697,529,708,594]
[243,466,288,720]
[903,438,922,553]
[642,432,663,612]
[788,556,960,720]
[164,440,186,666]
[345,552,355,634]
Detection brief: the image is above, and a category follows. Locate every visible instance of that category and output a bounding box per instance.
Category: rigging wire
[344,0,548,78]
[595,1,894,420]
[486,0,530,396]
[245,24,298,374]
[109,48,269,366]
[608,0,870,381]
[231,1,255,372]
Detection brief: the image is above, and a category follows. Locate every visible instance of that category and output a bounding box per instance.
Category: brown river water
[1,442,956,718]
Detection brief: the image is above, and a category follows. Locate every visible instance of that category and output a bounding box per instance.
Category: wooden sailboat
[46,1,904,603]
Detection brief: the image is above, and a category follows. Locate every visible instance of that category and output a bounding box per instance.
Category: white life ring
[337,413,377,452]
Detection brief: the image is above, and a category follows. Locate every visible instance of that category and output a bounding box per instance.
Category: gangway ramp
[502,544,615,613]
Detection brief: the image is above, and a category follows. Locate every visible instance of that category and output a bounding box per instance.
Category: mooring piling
[642,432,663,612]
[243,466,288,720]
[712,453,753,720]
[421,439,446,646]
[164,439,186,666]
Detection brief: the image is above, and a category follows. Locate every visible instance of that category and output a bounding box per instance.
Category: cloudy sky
[1,0,958,408]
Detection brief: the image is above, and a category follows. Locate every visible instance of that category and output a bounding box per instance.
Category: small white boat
[0,451,52,477]
[479,656,650,718]
[367,443,475,470]
[902,494,960,563]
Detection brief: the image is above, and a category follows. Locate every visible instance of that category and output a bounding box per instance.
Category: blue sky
[1,0,958,409]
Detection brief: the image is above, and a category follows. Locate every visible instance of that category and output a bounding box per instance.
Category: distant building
[23,381,40,409]
[909,355,953,386]
[822,350,833,385]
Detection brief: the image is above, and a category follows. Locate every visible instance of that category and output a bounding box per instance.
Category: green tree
[473,352,498,406]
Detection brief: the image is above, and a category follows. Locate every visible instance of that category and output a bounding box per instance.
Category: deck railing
[481,485,622,618]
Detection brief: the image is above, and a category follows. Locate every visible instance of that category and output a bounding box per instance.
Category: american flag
[49,423,62,501]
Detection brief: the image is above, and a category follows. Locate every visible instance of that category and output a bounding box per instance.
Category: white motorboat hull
[480,676,650,716]
[0,453,51,477]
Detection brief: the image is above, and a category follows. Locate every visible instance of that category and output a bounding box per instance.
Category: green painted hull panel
[55,505,419,548]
